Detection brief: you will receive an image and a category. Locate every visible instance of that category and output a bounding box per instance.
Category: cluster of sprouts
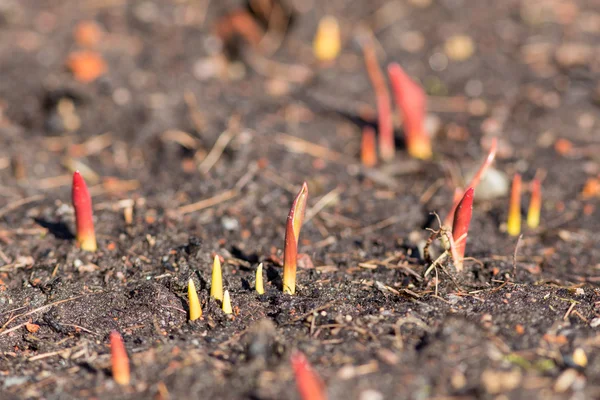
[63,27,545,392]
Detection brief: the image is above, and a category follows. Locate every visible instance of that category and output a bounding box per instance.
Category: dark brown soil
[1,0,600,399]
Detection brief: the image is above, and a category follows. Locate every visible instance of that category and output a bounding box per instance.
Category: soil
[1,0,600,399]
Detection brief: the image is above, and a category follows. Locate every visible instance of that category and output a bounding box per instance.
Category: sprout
[110,331,130,386]
[527,178,541,229]
[388,63,431,160]
[291,350,326,400]
[507,173,522,236]
[222,290,233,314]
[360,126,378,167]
[256,263,265,295]
[362,40,393,161]
[313,16,341,62]
[210,255,223,302]
[451,187,474,271]
[283,182,309,295]
[72,171,97,252]
[188,279,202,321]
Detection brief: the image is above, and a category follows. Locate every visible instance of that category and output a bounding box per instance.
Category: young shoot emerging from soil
[388,63,431,160]
[256,263,265,294]
[283,182,309,295]
[291,350,327,400]
[313,16,341,62]
[210,255,223,302]
[72,171,97,252]
[425,188,474,276]
[507,173,522,236]
[361,36,394,161]
[110,331,130,386]
[222,290,233,314]
[527,177,542,229]
[361,126,378,167]
[188,279,202,321]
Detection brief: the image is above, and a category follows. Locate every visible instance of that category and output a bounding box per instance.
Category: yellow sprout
[256,263,264,295]
[210,255,223,301]
[313,16,341,62]
[222,290,233,314]
[527,178,541,229]
[507,174,522,236]
[188,279,202,321]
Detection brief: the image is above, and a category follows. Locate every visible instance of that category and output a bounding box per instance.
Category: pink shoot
[387,63,431,160]
[451,187,474,271]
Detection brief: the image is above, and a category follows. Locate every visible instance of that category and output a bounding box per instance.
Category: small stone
[554,369,579,393]
[554,2,579,25]
[573,348,587,368]
[57,98,81,132]
[148,93,167,109]
[583,161,599,175]
[481,118,501,135]
[337,365,355,380]
[580,13,600,33]
[399,31,425,53]
[445,35,475,61]
[221,216,239,231]
[77,263,99,273]
[481,313,493,329]
[429,52,448,71]
[447,294,461,305]
[481,369,522,394]
[359,390,384,400]
[537,131,555,148]
[555,43,592,68]
[542,91,560,108]
[146,234,156,247]
[3,376,29,388]
[464,166,509,201]
[408,230,423,244]
[465,79,483,97]
[451,370,467,389]
[265,79,289,97]
[425,114,441,138]
[134,1,159,23]
[408,0,431,8]
[521,42,553,68]
[245,319,278,362]
[577,113,595,130]
[591,317,600,328]
[113,88,131,105]
[468,99,488,116]
[520,2,553,25]
[193,56,225,81]
[227,61,246,81]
